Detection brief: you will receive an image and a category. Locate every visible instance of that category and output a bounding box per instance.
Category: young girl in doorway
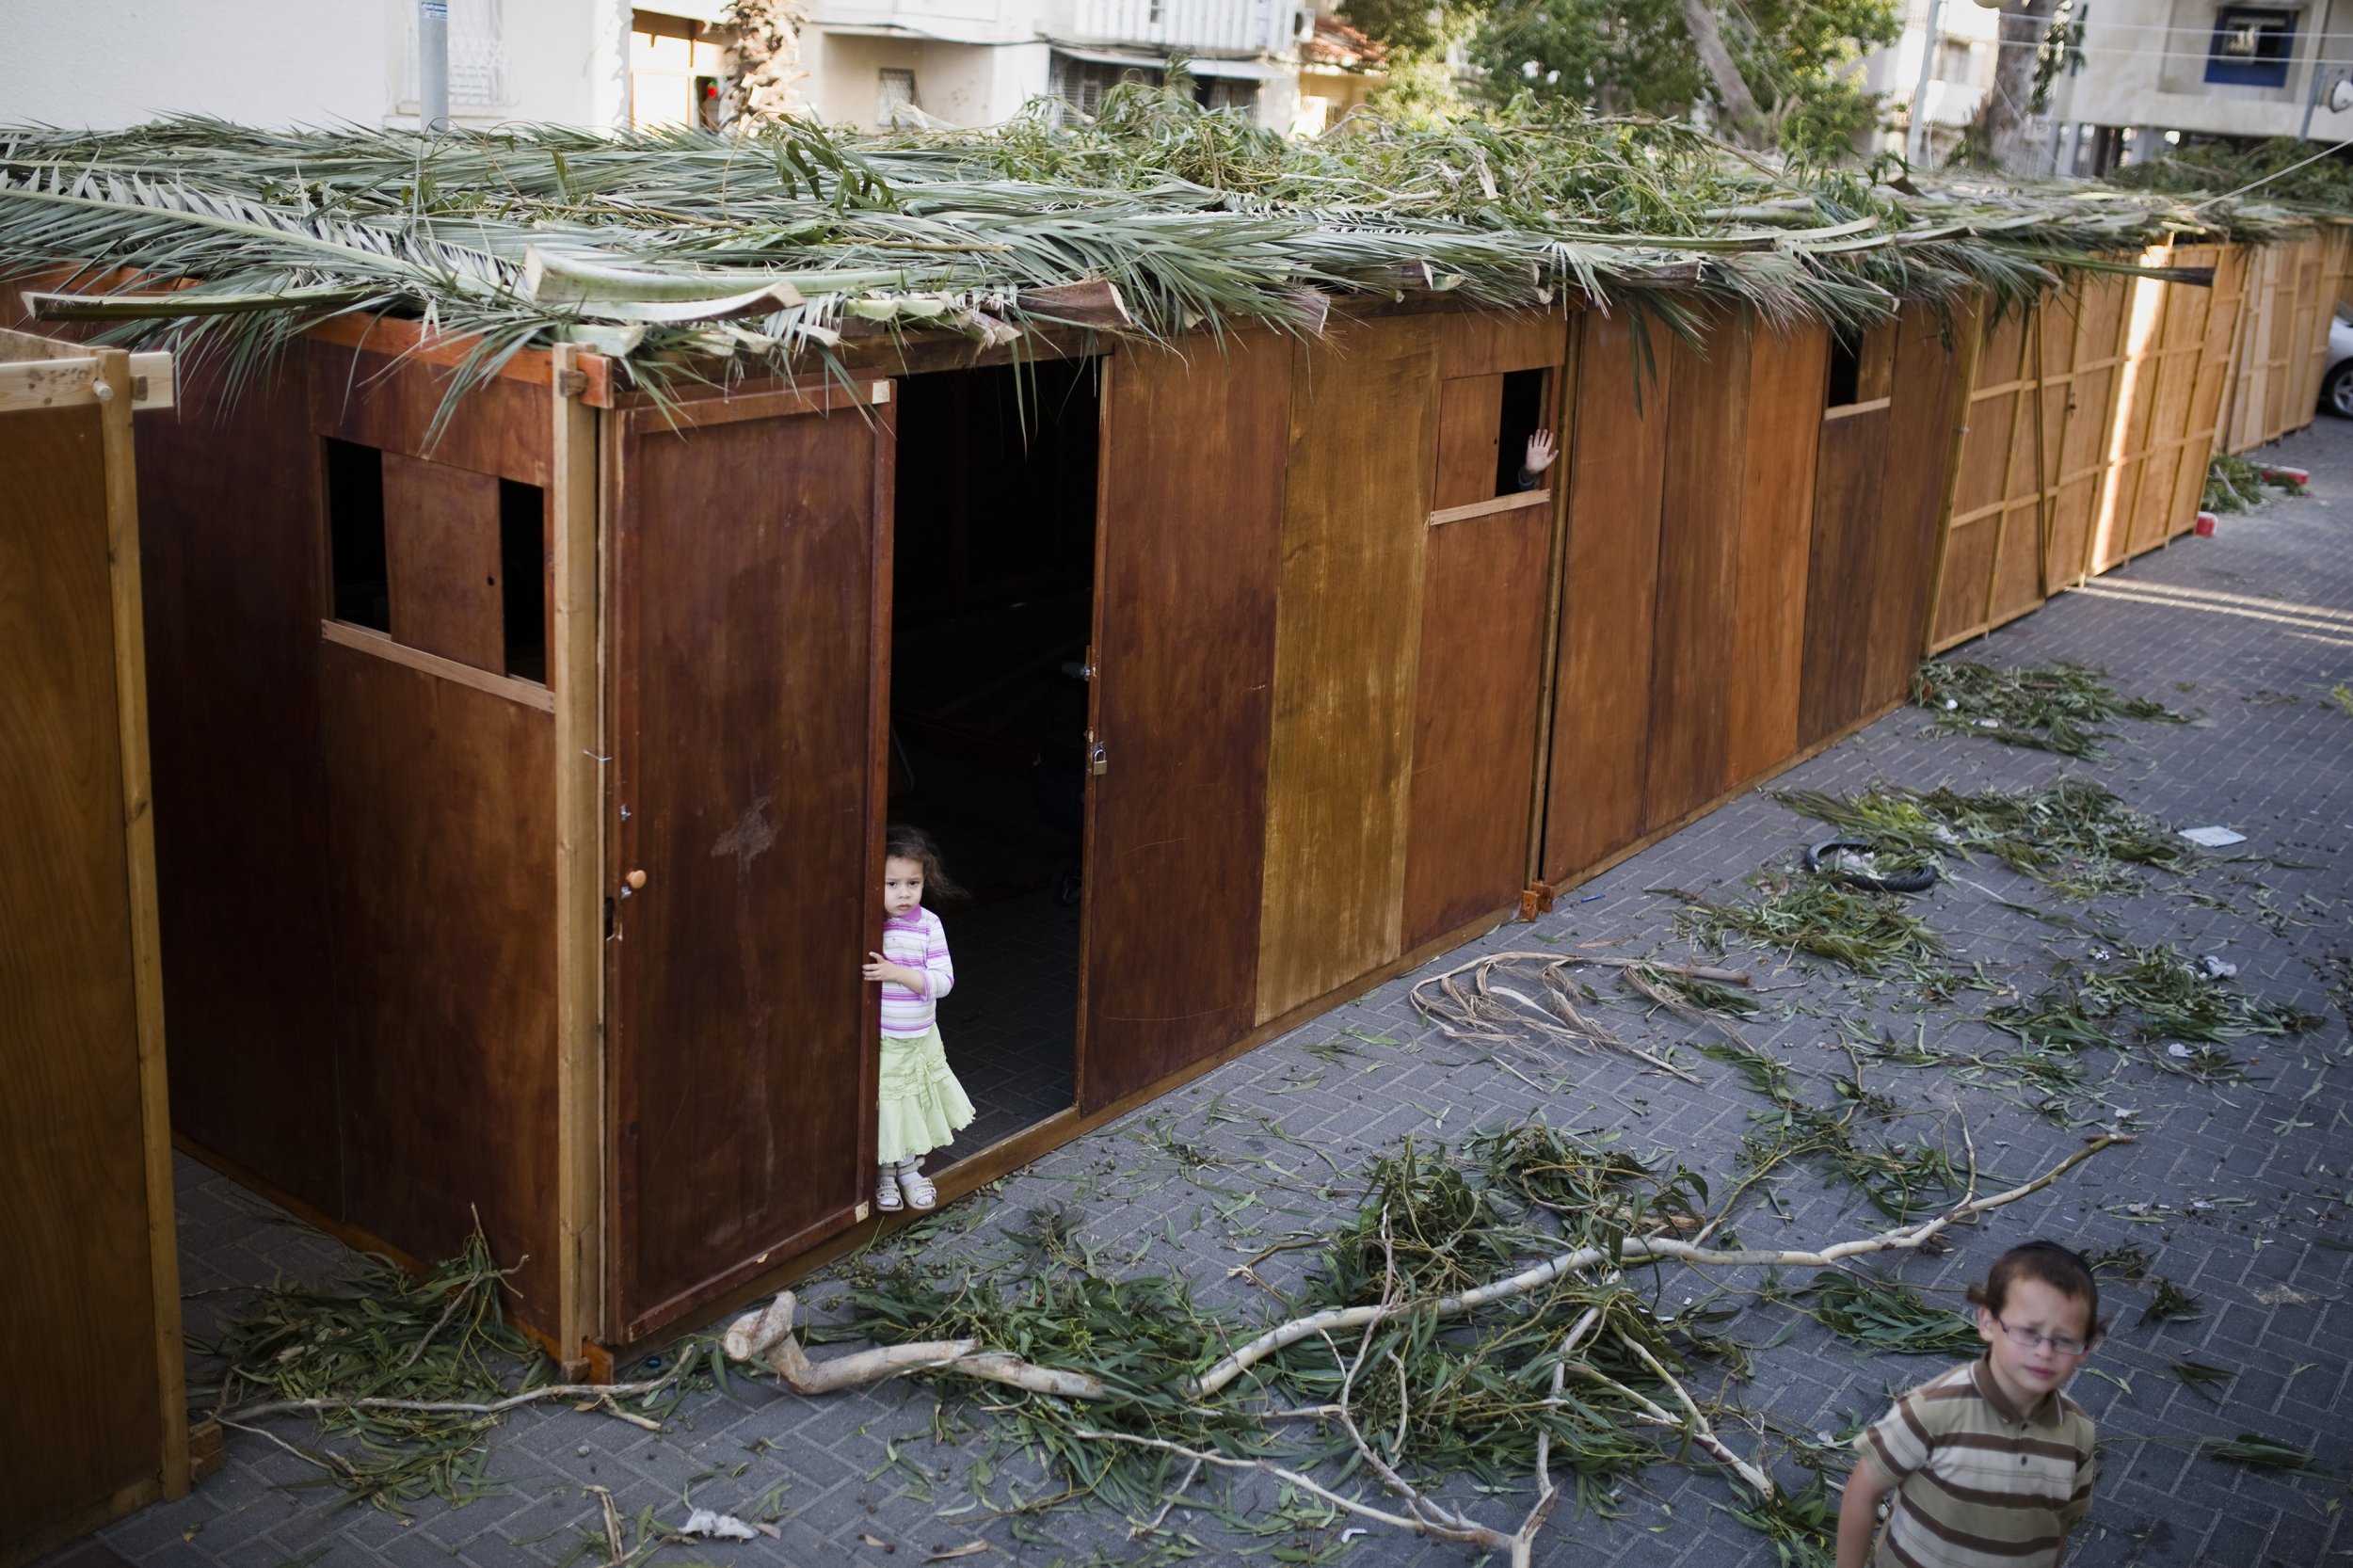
[861,825,975,1212]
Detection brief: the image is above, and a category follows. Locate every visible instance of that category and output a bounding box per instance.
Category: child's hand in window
[1523,428,1559,478]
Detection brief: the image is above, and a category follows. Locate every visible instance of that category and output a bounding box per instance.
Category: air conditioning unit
[1291,6,1316,41]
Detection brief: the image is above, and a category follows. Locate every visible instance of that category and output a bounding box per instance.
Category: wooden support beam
[551,344,606,1363]
[94,345,191,1507]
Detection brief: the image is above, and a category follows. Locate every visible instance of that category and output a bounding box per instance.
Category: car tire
[2325,360,2353,420]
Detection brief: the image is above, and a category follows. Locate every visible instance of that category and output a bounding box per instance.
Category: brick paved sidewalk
[94,419,2353,1568]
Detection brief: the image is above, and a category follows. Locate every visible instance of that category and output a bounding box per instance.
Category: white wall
[0,0,627,131]
[1,0,387,127]
[803,31,1048,126]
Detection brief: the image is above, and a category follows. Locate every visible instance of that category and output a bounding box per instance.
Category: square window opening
[325,438,390,632]
[1826,332,1865,408]
[1825,323,1895,409]
[878,68,917,125]
[1496,368,1551,496]
[2206,8,2296,87]
[500,479,548,682]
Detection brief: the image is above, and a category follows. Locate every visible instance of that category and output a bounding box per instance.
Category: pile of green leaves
[1781,1271,1980,1356]
[2108,136,2353,211]
[203,1227,555,1512]
[1910,661,2187,759]
[1990,942,2324,1053]
[1675,871,1945,974]
[1774,778,2190,900]
[1705,1038,1961,1222]
[2203,453,2302,514]
[836,1120,1902,1556]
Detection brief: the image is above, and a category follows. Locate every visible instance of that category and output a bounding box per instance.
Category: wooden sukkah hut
[1926,214,2347,652]
[0,110,2272,1365]
[2216,219,2352,455]
[0,329,186,1564]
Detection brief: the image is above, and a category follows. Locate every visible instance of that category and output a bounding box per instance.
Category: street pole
[2300,57,2333,141]
[1908,0,1947,167]
[420,0,450,133]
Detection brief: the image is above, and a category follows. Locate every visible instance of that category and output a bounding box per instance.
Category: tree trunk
[1677,0,1766,145]
[1969,0,2055,168]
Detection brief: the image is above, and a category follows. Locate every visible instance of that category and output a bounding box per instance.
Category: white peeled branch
[722,1290,1110,1400]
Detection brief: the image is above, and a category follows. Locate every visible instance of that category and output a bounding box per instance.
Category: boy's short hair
[1965,1240,2107,1341]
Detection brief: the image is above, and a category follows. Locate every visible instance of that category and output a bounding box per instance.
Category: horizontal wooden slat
[320,619,554,712]
[1428,488,1550,527]
[0,350,173,412]
[620,379,890,433]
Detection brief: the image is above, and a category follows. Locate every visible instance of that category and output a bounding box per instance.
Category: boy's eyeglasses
[1994,1317,2089,1357]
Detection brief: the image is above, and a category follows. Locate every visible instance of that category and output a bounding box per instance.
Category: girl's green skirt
[877,1026,975,1165]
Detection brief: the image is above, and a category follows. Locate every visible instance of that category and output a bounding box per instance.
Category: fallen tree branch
[1069,1427,1509,1554]
[223,1367,685,1425]
[1188,1133,2131,1398]
[725,1290,1110,1400]
[1617,1334,1772,1497]
[1415,952,1707,1082]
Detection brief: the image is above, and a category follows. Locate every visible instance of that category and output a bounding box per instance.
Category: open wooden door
[1078,337,1289,1113]
[606,384,892,1341]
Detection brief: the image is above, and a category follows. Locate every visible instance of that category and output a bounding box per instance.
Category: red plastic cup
[2194,512,2217,536]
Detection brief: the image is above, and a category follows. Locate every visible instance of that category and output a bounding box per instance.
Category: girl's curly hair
[883,824,964,904]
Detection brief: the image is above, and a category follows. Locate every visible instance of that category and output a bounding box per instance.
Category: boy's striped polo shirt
[1855,1357,2097,1568]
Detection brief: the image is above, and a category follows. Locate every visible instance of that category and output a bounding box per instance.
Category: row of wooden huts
[3,113,2344,1560]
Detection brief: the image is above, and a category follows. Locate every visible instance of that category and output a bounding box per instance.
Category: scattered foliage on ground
[1675,871,1945,975]
[1774,779,2190,900]
[1910,661,2187,758]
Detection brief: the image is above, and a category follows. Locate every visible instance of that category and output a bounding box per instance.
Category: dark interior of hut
[887,358,1099,1163]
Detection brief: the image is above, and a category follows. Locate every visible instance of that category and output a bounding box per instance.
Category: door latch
[1087,731,1108,776]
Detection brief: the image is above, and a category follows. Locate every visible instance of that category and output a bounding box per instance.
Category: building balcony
[1064,0,1280,55]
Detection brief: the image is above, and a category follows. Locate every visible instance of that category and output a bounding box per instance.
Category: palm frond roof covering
[0,93,2313,396]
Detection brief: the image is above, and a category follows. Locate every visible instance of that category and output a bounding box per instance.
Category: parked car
[2325,307,2353,418]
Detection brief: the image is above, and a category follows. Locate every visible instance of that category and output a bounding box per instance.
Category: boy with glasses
[1836,1240,2105,1568]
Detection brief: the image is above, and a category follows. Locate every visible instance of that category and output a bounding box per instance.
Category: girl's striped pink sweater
[878,905,955,1036]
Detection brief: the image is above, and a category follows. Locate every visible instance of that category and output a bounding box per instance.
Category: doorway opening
[888,358,1099,1167]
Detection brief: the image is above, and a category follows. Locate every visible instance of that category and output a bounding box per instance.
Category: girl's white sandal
[897,1164,937,1210]
[875,1170,904,1212]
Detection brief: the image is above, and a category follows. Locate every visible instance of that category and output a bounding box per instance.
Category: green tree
[1342,0,1898,161]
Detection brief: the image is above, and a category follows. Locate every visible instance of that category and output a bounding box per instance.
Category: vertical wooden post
[1523,312,1579,888]
[94,346,191,1502]
[551,344,605,1364]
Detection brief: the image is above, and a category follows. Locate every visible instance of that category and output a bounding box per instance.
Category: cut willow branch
[724,1289,1110,1400]
[1413,952,1706,1083]
[222,1365,686,1424]
[1187,1133,2133,1399]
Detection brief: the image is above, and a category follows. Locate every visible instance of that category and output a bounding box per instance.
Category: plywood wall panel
[0,402,169,1558]
[1402,501,1552,950]
[1723,323,1826,785]
[136,363,341,1206]
[382,452,506,672]
[1799,410,1889,748]
[608,402,888,1336]
[320,646,559,1324]
[1643,319,1747,827]
[1432,373,1506,512]
[1082,336,1287,1112]
[1256,317,1438,1023]
[1439,309,1569,378]
[1871,303,1968,709]
[1541,312,1669,884]
[310,341,552,487]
